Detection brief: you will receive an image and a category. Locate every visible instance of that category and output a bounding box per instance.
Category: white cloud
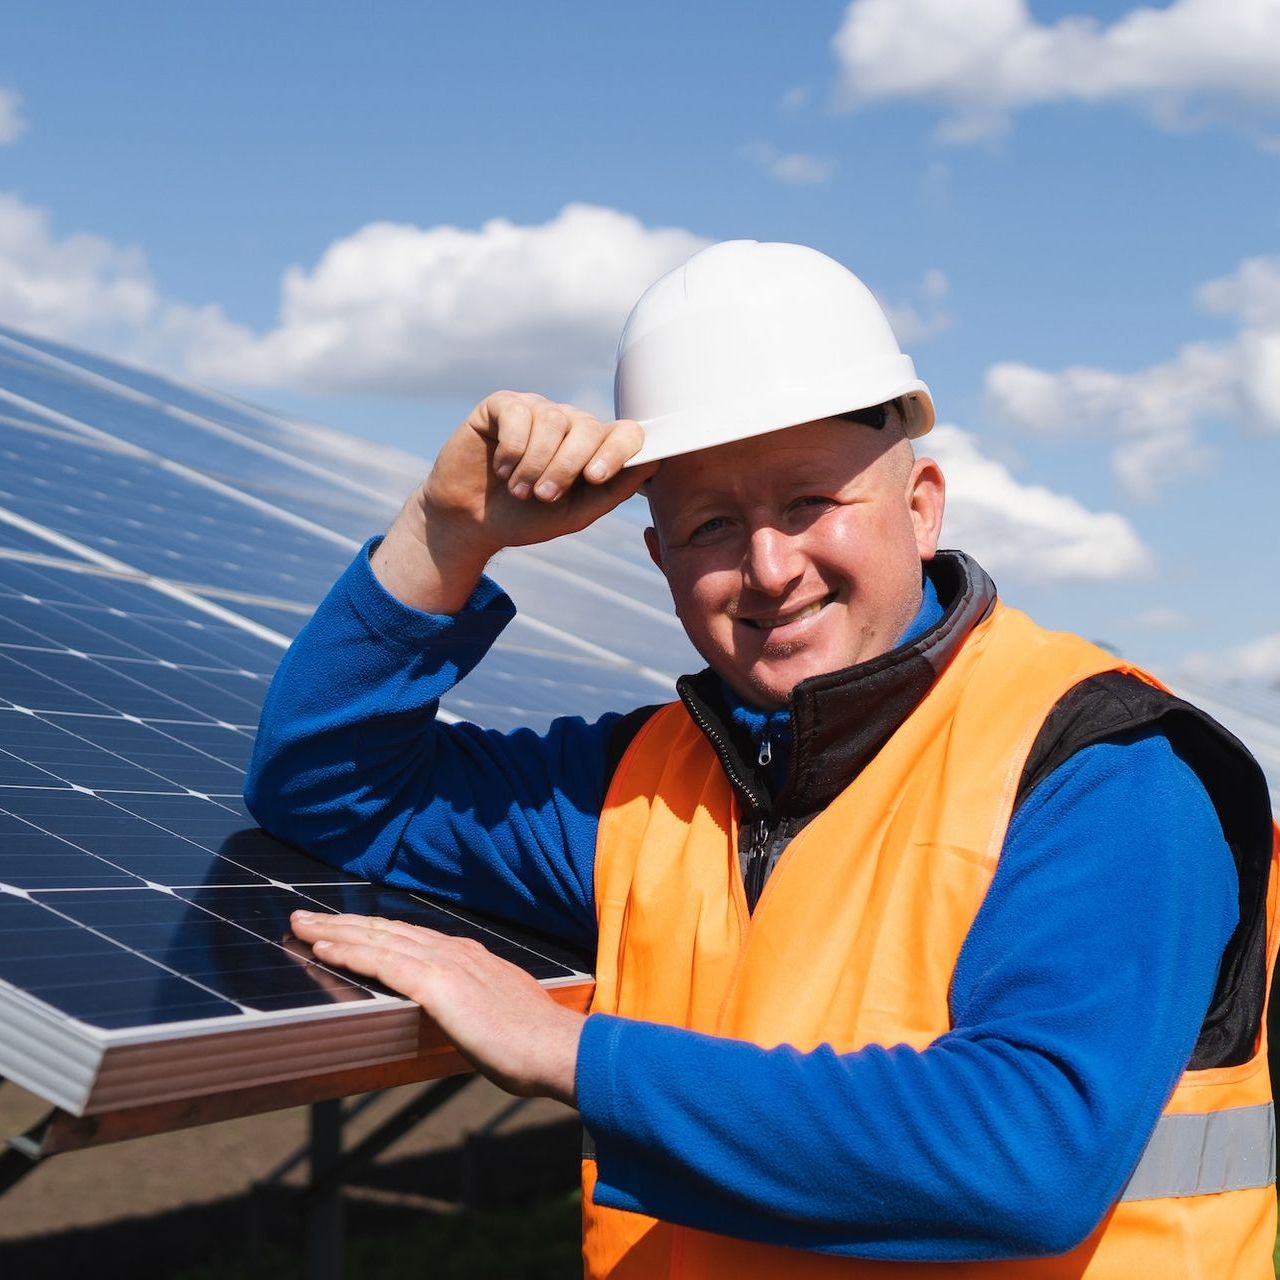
[0,198,709,406]
[924,423,1150,581]
[1184,631,1280,685]
[0,88,25,145]
[986,253,1280,499]
[742,142,836,184]
[1198,255,1280,328]
[882,267,951,344]
[196,203,708,399]
[780,86,810,112]
[0,190,952,415]
[1223,633,1280,683]
[0,192,244,366]
[831,0,1280,144]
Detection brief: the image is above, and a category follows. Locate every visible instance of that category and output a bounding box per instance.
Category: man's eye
[792,496,834,515]
[689,516,731,543]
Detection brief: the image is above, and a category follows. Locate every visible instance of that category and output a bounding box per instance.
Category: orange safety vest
[583,600,1280,1279]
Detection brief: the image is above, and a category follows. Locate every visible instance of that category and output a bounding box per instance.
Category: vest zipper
[679,686,783,912]
[743,812,771,908]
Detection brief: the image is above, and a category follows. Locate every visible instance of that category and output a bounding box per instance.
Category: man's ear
[907,458,945,560]
[643,526,664,574]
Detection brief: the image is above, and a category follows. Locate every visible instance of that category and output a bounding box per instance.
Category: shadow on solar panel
[0,793,592,1117]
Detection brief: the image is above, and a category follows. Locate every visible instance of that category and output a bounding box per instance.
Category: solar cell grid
[227,478,400,544]
[1,622,267,721]
[431,638,664,732]
[0,648,266,725]
[2,869,583,1034]
[1,791,584,1037]
[0,590,280,672]
[207,598,311,638]
[0,516,69,558]
[0,787,357,894]
[0,421,352,600]
[497,558,687,680]
[0,325,427,506]
[0,404,68,433]
[0,329,281,439]
[2,710,187,792]
[0,556,224,620]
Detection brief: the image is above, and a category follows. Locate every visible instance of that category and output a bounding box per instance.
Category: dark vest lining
[604,704,664,787]
[1019,672,1274,1071]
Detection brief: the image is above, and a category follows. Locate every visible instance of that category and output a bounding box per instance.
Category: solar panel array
[0,324,692,1116]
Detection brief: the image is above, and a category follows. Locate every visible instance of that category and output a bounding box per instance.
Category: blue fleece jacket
[244,541,1239,1262]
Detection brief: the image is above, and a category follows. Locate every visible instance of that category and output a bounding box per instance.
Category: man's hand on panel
[289,909,584,1106]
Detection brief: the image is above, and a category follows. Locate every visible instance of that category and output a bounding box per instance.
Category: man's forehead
[646,419,891,504]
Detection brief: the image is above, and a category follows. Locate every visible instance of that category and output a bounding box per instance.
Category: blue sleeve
[577,730,1240,1260]
[243,539,617,954]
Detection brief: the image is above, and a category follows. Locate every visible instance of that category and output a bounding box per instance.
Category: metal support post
[304,1099,345,1280]
[0,1107,58,1196]
[305,1074,473,1201]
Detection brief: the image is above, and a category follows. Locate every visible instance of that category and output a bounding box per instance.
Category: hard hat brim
[623,383,934,468]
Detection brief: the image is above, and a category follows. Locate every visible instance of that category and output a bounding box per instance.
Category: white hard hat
[615,240,935,466]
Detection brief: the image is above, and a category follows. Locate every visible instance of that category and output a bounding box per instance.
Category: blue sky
[1,0,1277,683]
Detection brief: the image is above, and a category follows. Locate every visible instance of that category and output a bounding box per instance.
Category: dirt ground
[0,1075,579,1278]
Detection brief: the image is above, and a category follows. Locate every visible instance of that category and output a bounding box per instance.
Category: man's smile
[738,593,837,632]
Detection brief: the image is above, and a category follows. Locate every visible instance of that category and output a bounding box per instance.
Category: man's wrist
[535,1005,586,1108]
[371,492,494,614]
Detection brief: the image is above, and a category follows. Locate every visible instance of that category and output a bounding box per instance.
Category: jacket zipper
[681,693,766,811]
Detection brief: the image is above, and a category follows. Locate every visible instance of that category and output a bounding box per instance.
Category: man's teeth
[745,600,827,630]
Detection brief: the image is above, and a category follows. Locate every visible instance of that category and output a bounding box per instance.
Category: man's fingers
[308,936,431,1000]
[507,410,646,503]
[475,394,646,498]
[485,394,536,482]
[582,419,645,485]
[503,401,574,498]
[292,910,441,957]
[290,910,520,1009]
[529,408,613,501]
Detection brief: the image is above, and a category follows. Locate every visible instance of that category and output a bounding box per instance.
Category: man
[247,241,1279,1276]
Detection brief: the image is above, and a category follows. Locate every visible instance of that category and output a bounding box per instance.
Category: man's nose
[742,524,805,596]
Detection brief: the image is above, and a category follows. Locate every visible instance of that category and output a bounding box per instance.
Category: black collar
[676,551,997,819]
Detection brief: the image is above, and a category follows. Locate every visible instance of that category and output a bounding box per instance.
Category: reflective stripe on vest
[1120,1102,1276,1201]
[583,1108,1280,1201]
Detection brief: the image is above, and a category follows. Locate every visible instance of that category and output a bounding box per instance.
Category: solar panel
[0,325,696,1122]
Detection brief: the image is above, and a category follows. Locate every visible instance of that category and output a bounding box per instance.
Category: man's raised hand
[432,392,652,545]
[373,392,656,613]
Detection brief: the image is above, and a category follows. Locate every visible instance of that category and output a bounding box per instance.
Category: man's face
[644,416,945,709]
